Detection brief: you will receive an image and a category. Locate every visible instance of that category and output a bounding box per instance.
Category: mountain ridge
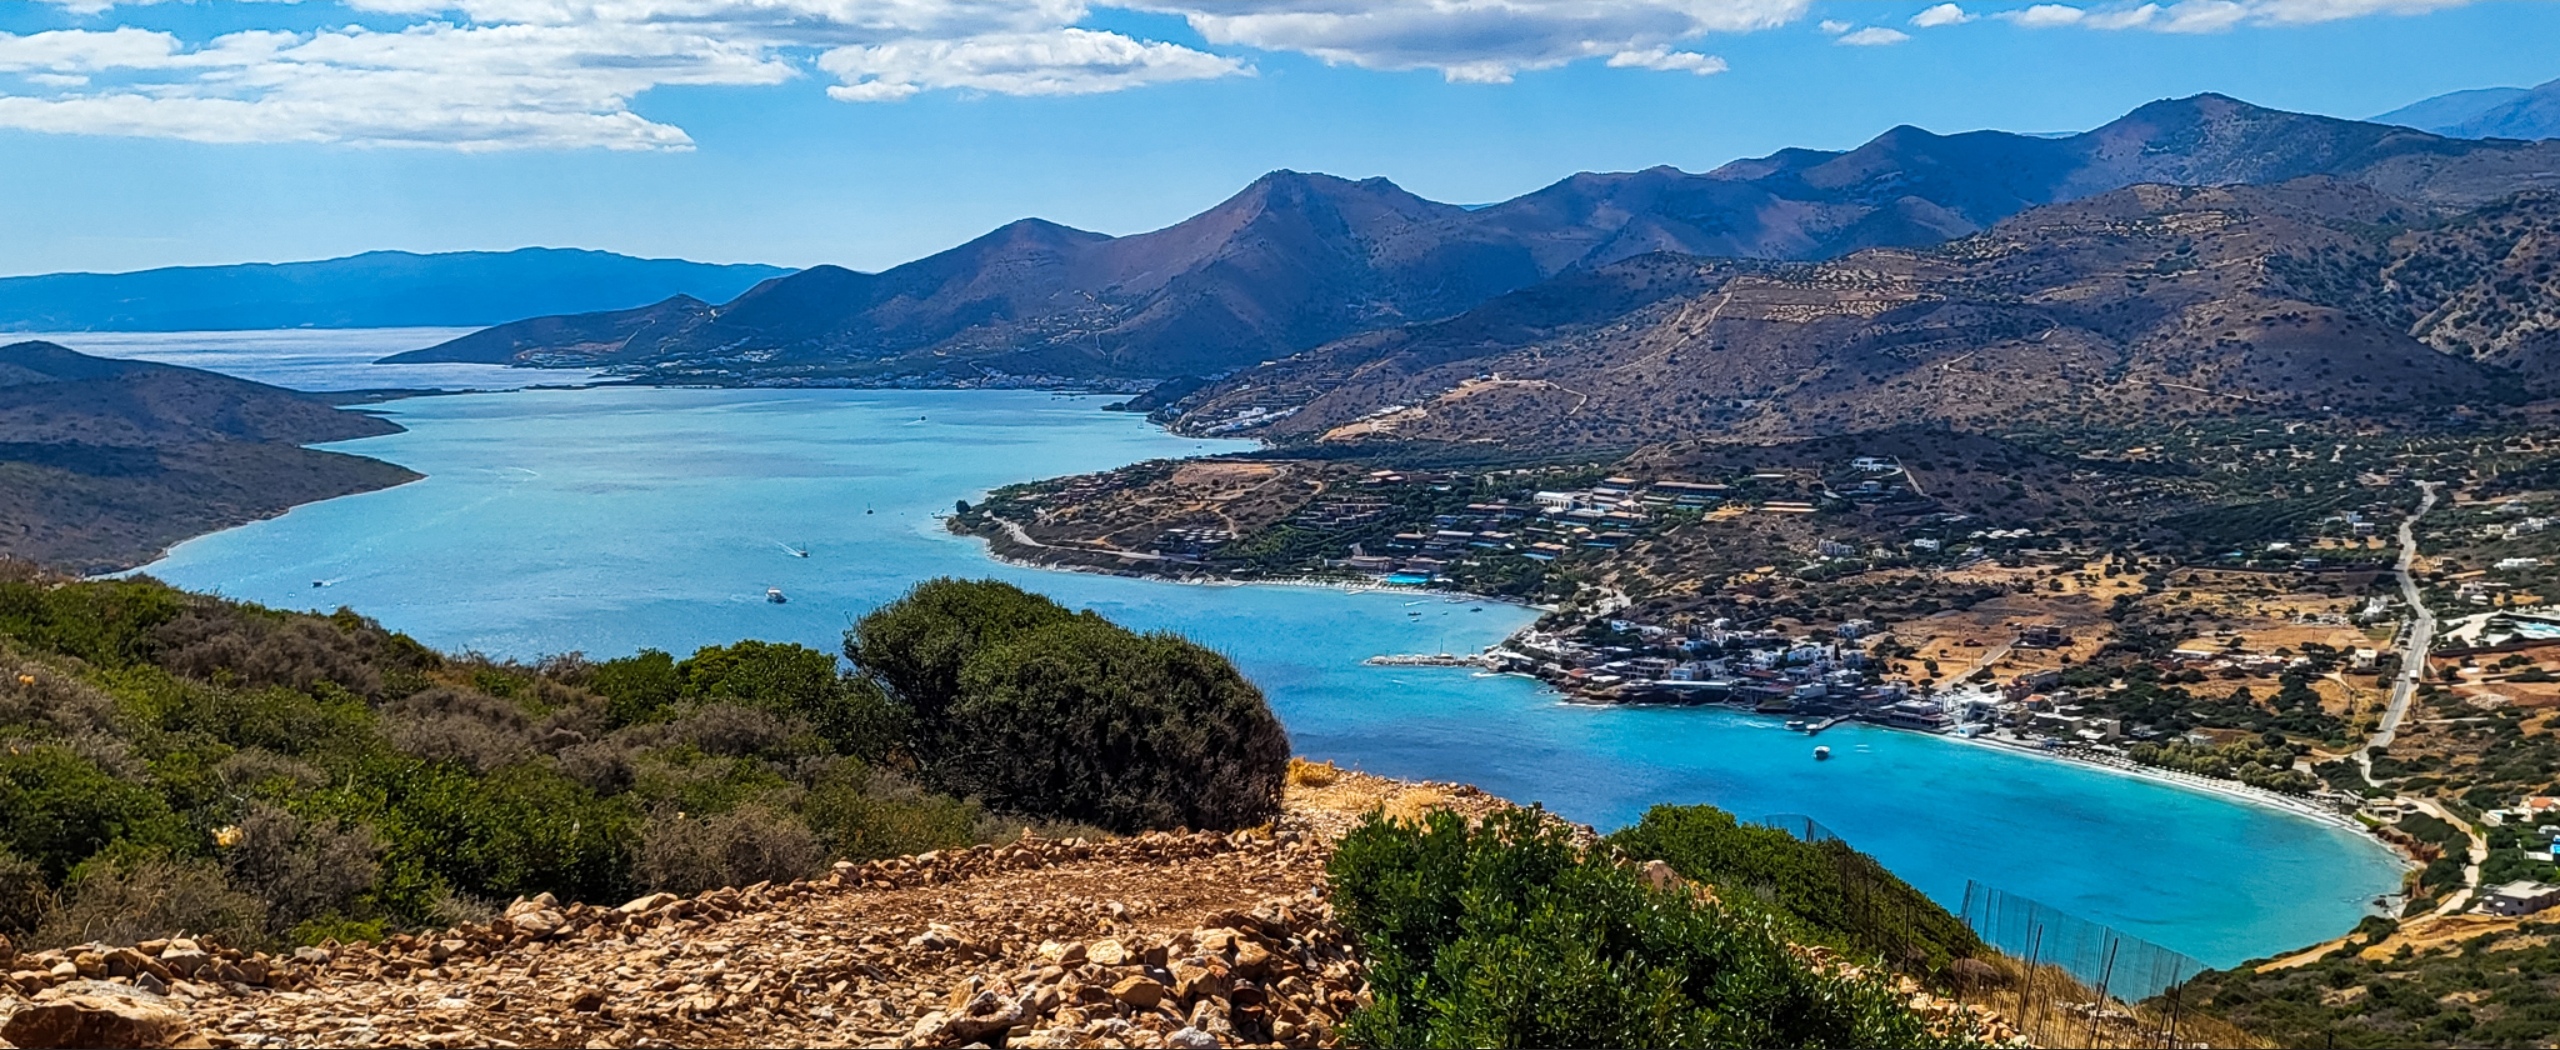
[411,93,2560,385]
[2374,76,2560,141]
[0,249,793,333]
[1160,177,2547,450]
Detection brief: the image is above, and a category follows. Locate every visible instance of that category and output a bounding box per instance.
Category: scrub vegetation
[0,568,1287,951]
[1325,805,1987,1048]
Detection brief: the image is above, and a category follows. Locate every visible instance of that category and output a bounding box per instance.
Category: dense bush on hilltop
[0,569,1283,950]
[847,577,1289,832]
[1326,807,1983,1049]
[1604,805,1984,975]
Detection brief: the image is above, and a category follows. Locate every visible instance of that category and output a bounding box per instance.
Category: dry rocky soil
[0,769,2015,1049]
[0,772,1490,1050]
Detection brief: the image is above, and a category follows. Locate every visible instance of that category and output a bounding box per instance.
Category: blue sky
[1,0,2554,276]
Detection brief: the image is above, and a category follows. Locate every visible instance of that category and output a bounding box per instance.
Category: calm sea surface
[14,328,592,391]
[118,344,2403,968]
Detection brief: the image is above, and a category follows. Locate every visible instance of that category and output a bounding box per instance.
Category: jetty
[1803,716,1851,736]
[1364,652,1487,667]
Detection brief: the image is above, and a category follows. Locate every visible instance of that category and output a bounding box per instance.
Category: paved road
[989,515,1171,562]
[2361,480,2440,781]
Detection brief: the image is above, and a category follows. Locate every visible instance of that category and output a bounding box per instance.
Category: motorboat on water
[1813,746,1832,761]
[1785,719,1808,732]
[766,588,788,604]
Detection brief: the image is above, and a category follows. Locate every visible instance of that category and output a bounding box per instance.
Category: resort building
[2481,881,2560,917]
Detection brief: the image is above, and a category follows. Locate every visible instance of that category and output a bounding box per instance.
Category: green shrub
[0,744,185,881]
[0,578,187,669]
[316,756,636,919]
[800,765,981,861]
[1328,808,1980,1049]
[941,617,1288,832]
[849,578,1289,833]
[586,649,682,727]
[845,576,1080,733]
[1604,806,1983,973]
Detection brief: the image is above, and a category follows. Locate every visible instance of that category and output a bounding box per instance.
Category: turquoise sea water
[136,383,2405,968]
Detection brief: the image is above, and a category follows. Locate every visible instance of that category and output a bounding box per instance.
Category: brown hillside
[0,342,420,574]
[1171,180,2511,451]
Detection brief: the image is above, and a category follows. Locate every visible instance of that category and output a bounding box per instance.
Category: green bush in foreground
[1327,807,1983,1049]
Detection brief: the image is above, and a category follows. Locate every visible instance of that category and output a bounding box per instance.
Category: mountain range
[1159,178,2559,450]
[0,249,791,333]
[0,340,418,572]
[407,93,2560,387]
[2375,76,2560,142]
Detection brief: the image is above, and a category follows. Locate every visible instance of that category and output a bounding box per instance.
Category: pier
[1364,652,1486,667]
[1804,716,1851,736]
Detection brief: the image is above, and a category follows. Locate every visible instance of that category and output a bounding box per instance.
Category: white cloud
[0,28,182,72]
[1835,26,1909,44]
[1148,0,1810,83]
[2002,3,2088,26]
[2000,0,2473,31]
[0,20,793,150]
[1818,18,1852,33]
[0,0,2493,150]
[820,28,1242,100]
[1605,46,1727,74]
[0,2,1244,149]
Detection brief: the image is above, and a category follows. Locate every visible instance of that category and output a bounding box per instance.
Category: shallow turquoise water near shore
[139,383,2405,968]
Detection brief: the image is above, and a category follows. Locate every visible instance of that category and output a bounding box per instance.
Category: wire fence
[1751,815,1986,975]
[1752,813,1845,844]
[1958,880,2216,1048]
[1959,880,2202,1000]
[1751,815,2225,1048]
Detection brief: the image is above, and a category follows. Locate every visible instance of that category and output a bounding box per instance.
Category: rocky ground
[0,766,2021,1049]
[0,770,1504,1050]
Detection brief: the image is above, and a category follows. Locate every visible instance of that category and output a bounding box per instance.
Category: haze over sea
[67,331,2406,970]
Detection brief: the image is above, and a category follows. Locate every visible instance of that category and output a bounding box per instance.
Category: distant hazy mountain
[2374,77,2560,140]
[0,340,419,572]
[0,249,793,333]
[413,93,2560,383]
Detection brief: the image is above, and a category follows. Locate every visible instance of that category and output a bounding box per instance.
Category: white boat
[766,587,788,604]
[1813,746,1832,761]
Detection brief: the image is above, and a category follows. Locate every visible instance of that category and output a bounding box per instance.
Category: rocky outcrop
[1,980,208,1049]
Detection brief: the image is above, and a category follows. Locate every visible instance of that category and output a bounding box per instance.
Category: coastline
[979,516,2406,866]
[977,517,2406,871]
[1945,730,2403,853]
[959,527,1553,612]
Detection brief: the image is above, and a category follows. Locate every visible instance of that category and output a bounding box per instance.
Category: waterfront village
[959,433,2560,925]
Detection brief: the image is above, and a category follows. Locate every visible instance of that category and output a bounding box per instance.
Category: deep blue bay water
[125,374,2403,969]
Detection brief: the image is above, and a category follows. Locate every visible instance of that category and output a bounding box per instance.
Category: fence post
[2022,921,2046,1043]
[2087,936,2120,1047]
